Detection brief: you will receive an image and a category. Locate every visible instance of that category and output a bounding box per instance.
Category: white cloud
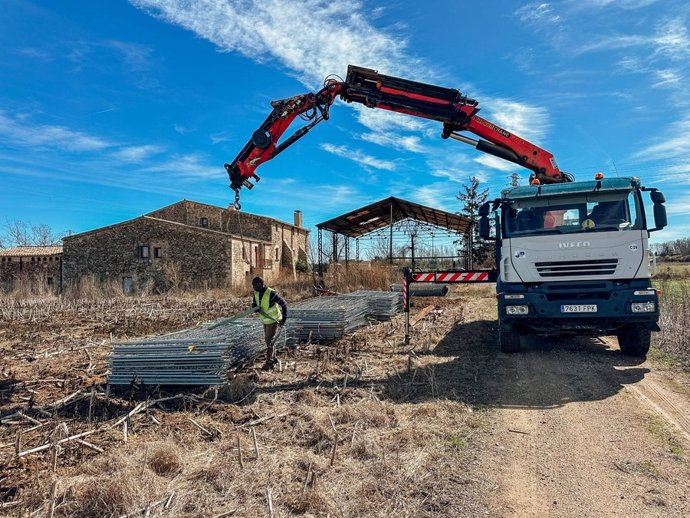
[353,106,431,134]
[0,112,111,152]
[132,0,554,179]
[429,169,464,183]
[652,69,681,88]
[320,185,360,206]
[410,183,464,212]
[174,124,192,135]
[481,98,551,143]
[574,18,690,60]
[210,131,232,145]
[105,40,153,72]
[17,48,53,61]
[568,0,660,10]
[414,185,448,208]
[320,143,395,171]
[617,55,648,74]
[516,3,561,25]
[359,132,426,153]
[634,116,690,161]
[474,155,517,172]
[652,18,690,61]
[130,0,424,89]
[111,144,165,163]
[574,34,649,54]
[141,154,219,178]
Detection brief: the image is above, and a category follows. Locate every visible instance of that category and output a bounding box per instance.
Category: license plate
[561,304,597,313]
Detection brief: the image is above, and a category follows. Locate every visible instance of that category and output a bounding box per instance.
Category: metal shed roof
[317,196,473,238]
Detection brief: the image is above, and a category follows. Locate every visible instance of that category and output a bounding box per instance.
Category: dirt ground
[1,288,689,517]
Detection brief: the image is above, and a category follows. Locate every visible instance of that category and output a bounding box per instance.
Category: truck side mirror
[650,190,665,204]
[478,201,491,217]
[652,203,667,231]
[479,216,491,239]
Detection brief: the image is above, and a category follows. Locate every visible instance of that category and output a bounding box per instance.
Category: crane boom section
[224,65,568,202]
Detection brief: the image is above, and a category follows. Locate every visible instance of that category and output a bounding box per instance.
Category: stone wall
[148,201,309,251]
[273,222,309,277]
[152,201,309,278]
[63,200,310,292]
[63,218,240,292]
[0,256,61,290]
[225,210,273,242]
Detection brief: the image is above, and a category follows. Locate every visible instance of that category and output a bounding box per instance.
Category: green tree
[457,176,493,266]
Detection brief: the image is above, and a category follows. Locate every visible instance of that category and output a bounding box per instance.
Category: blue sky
[1,0,689,243]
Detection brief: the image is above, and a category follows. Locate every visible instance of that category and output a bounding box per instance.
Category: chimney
[294,210,303,227]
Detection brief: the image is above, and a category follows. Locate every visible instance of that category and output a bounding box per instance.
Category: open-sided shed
[316,196,475,273]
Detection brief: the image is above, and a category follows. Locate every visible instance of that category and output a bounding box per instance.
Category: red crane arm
[224,79,343,196]
[225,65,570,206]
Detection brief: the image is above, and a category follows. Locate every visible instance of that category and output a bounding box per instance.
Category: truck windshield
[504,191,642,237]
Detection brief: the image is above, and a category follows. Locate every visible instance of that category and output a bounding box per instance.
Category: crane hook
[233,189,242,211]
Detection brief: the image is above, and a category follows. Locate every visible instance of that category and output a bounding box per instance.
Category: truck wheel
[616,324,651,358]
[499,329,521,353]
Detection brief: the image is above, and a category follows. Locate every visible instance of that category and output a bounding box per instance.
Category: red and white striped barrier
[411,271,494,283]
[402,275,409,313]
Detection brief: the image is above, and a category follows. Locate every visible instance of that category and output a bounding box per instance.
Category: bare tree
[3,220,31,246]
[309,232,333,266]
[1,220,62,247]
[366,236,391,262]
[31,224,60,246]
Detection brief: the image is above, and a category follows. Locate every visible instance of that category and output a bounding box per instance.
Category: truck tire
[616,324,651,358]
[499,329,521,353]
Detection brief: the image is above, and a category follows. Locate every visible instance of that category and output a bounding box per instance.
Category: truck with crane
[224,65,667,357]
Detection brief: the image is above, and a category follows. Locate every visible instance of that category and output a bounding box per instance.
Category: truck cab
[480,176,667,356]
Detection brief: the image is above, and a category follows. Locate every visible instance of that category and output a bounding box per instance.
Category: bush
[296,259,310,273]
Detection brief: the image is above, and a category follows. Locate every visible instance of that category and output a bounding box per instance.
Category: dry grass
[0,283,490,516]
[655,262,690,280]
[321,262,396,293]
[148,442,183,476]
[654,277,690,367]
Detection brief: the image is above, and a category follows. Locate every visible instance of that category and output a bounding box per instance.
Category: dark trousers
[264,323,278,360]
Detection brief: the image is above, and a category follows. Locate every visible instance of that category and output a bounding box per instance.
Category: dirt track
[434,295,690,517]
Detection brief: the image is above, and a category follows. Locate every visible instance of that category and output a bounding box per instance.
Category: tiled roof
[0,246,63,257]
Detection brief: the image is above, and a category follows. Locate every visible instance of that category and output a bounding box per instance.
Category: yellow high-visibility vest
[254,288,282,324]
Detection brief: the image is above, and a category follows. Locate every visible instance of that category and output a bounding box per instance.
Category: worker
[589,201,624,227]
[251,276,288,370]
[515,209,538,231]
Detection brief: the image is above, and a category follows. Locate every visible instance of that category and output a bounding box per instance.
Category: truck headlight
[506,305,529,315]
[504,294,525,300]
[631,301,655,313]
[633,290,656,296]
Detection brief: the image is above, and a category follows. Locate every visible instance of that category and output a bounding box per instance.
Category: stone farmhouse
[62,200,308,293]
[0,246,63,291]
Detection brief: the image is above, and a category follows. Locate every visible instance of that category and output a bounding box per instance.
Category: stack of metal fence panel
[108,291,404,384]
[340,290,403,320]
[108,342,230,385]
[108,316,267,385]
[286,296,369,344]
[286,291,402,344]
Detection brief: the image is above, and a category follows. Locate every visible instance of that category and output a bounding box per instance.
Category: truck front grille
[535,258,618,277]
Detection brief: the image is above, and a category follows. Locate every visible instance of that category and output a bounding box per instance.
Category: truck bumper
[498,280,660,335]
